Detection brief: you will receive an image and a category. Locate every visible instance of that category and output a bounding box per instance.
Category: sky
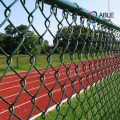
[69,0,120,26]
[0,0,120,45]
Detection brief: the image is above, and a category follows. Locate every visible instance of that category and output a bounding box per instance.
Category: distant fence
[0,55,40,68]
[0,55,27,68]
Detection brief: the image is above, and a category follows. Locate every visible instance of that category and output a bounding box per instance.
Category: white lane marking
[30,76,105,120]
[0,69,117,115]
[0,64,83,85]
[0,67,97,91]
[1,61,95,81]
[0,62,116,116]
[0,63,81,80]
[0,73,94,115]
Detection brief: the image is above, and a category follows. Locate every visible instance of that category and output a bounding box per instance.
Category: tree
[55,25,104,54]
[55,25,87,53]
[4,24,14,36]
[20,31,39,54]
[1,24,41,54]
[0,33,6,54]
[41,40,49,53]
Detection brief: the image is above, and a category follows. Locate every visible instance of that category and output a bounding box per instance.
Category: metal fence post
[16,56,18,68]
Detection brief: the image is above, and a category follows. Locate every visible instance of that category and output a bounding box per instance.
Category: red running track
[0,56,120,120]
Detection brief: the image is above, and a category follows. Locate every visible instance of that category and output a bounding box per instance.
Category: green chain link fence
[0,0,120,120]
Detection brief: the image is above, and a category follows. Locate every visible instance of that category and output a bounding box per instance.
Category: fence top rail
[43,0,120,31]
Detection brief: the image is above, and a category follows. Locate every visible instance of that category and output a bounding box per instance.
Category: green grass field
[0,53,92,75]
[35,71,120,120]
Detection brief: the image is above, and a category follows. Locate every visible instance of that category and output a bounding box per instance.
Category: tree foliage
[55,25,115,54]
[0,24,49,54]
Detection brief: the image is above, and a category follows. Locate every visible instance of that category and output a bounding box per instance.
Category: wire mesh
[0,0,120,120]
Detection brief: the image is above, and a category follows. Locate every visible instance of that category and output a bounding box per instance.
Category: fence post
[16,56,18,68]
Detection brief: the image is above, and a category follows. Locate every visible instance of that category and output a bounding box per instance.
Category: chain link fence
[0,0,120,120]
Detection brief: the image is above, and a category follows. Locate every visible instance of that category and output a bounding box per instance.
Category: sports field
[0,55,119,120]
